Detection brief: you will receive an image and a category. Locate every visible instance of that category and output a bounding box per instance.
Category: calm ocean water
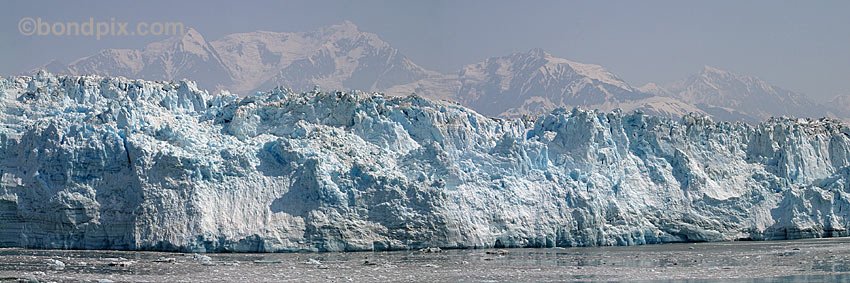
[3,237,850,282]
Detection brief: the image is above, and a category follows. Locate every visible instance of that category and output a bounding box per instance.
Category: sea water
[2,238,850,282]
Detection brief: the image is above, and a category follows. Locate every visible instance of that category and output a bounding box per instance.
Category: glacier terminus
[1,72,850,252]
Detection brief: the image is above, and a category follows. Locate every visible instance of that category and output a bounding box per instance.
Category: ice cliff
[2,72,850,252]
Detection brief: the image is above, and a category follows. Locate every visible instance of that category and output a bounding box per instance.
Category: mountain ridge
[642,65,829,122]
[44,22,434,95]
[38,22,845,123]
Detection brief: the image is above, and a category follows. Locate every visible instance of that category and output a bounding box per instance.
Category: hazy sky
[2,0,849,101]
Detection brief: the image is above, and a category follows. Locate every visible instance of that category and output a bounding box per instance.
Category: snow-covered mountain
[827,94,850,122]
[44,21,437,95]
[38,24,715,121]
[220,21,439,93]
[644,66,828,122]
[38,23,845,124]
[47,28,235,91]
[454,48,645,116]
[448,49,714,119]
[2,73,850,252]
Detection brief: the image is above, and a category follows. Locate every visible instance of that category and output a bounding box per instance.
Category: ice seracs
[1,72,850,252]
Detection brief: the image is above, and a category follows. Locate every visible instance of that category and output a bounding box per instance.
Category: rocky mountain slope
[2,72,850,252]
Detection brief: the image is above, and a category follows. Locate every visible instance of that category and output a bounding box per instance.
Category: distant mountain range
[44,22,438,95]
[40,21,848,123]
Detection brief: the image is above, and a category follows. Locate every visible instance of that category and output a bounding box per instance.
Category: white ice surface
[1,72,850,252]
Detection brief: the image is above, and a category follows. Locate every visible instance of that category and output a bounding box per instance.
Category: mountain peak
[638,82,670,95]
[533,53,632,91]
[180,28,209,49]
[696,66,767,85]
[316,20,368,43]
[697,65,754,83]
[324,20,360,33]
[830,94,850,104]
[143,27,210,56]
[42,59,67,73]
[701,65,730,76]
[527,48,550,58]
[183,27,204,41]
[664,65,823,121]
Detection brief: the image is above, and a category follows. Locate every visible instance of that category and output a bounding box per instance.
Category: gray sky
[2,0,849,101]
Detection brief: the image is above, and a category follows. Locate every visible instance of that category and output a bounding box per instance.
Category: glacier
[1,71,850,252]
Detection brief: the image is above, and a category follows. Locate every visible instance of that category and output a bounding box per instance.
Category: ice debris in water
[45,259,65,270]
[193,254,213,265]
[1,72,850,252]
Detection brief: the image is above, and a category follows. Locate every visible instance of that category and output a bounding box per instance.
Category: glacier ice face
[1,72,850,252]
